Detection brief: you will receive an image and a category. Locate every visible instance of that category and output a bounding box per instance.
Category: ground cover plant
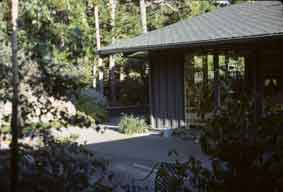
[119,115,149,135]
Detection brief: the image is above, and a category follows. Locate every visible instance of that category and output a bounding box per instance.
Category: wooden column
[245,53,254,96]
[148,55,154,128]
[254,51,264,119]
[202,55,208,93]
[201,55,209,120]
[184,54,193,129]
[245,51,264,121]
[224,55,229,78]
[213,54,221,111]
[189,56,195,84]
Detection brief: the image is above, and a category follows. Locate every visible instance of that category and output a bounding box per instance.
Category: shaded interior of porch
[148,40,283,129]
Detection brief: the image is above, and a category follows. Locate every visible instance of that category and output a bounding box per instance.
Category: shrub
[199,96,283,192]
[155,95,283,192]
[76,93,108,124]
[118,115,149,135]
[0,131,107,192]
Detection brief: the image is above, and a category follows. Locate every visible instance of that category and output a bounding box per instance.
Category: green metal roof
[98,1,283,55]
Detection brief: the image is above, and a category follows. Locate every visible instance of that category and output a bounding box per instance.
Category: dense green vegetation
[2,0,265,191]
[119,114,149,135]
[0,0,219,87]
[76,93,108,124]
[0,131,106,192]
[0,0,221,129]
[199,95,283,191]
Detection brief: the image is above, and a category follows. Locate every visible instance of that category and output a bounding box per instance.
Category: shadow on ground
[85,130,210,191]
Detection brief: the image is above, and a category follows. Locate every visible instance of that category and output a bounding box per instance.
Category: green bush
[118,115,149,135]
[0,131,106,191]
[76,95,108,124]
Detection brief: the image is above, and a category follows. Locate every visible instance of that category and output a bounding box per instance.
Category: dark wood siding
[149,51,185,129]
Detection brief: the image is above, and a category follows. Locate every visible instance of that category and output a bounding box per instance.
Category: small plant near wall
[118,115,149,135]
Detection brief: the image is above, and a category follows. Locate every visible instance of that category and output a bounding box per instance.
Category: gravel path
[52,127,210,191]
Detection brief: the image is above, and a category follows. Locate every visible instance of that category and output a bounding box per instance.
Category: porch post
[201,55,209,120]
[245,53,254,96]
[202,55,208,93]
[148,54,154,128]
[254,51,264,120]
[224,55,229,78]
[246,51,264,121]
[184,54,194,129]
[213,54,221,111]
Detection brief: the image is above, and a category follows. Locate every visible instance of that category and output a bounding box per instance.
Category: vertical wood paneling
[177,55,185,127]
[150,54,156,128]
[154,54,160,128]
[167,56,174,128]
[181,59,185,127]
[149,51,185,129]
[158,55,164,127]
[164,54,170,128]
[255,51,264,119]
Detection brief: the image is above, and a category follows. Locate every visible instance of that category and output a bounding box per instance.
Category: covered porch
[148,39,283,129]
[98,1,283,129]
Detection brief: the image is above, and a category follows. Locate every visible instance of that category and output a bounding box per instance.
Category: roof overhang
[98,1,283,56]
[98,33,283,56]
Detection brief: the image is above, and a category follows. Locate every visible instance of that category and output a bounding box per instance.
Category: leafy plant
[199,94,283,192]
[0,130,107,192]
[155,93,283,192]
[76,94,108,124]
[118,115,149,135]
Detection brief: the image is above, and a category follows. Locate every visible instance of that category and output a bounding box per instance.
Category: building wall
[184,54,193,128]
[149,51,185,129]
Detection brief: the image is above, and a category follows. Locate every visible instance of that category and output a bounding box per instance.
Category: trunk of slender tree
[139,0,147,33]
[94,5,104,95]
[10,0,19,191]
[93,62,97,88]
[109,0,117,104]
[139,0,148,107]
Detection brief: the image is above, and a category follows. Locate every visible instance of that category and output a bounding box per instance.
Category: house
[98,1,283,129]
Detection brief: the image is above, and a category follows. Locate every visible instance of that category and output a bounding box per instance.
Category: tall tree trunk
[109,0,117,104]
[139,0,147,33]
[139,0,148,106]
[94,5,104,95]
[10,0,19,191]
